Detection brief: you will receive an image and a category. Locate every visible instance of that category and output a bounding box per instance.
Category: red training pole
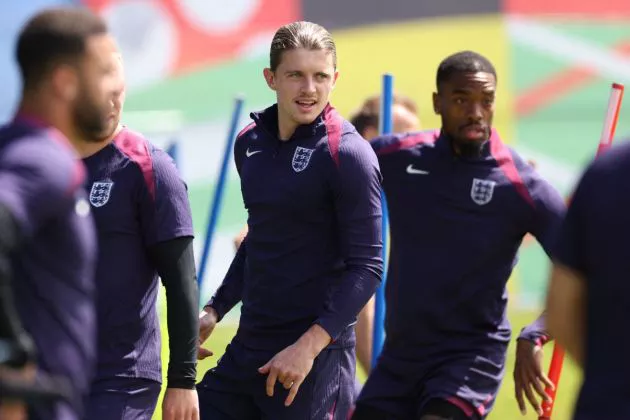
[539,82,624,420]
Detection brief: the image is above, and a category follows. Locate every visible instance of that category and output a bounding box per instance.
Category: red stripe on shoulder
[114,128,156,201]
[489,129,535,208]
[323,105,343,168]
[237,122,256,140]
[377,129,439,156]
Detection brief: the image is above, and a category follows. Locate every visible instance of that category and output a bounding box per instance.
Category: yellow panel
[330,14,514,144]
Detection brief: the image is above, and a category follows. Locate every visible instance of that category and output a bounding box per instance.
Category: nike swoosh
[406,164,429,175]
[246,148,262,158]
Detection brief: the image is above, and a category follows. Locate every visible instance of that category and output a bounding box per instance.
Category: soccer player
[230,94,420,379]
[545,141,630,419]
[0,7,122,420]
[351,51,565,420]
[349,93,421,143]
[77,53,199,420]
[196,20,384,420]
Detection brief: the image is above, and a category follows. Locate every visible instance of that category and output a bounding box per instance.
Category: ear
[51,64,79,102]
[331,70,339,90]
[263,68,276,91]
[432,91,440,115]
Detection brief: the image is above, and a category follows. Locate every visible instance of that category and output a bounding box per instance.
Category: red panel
[82,0,300,74]
[505,0,630,16]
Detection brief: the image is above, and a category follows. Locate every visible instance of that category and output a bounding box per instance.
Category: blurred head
[16,7,122,141]
[264,21,338,137]
[93,52,125,141]
[350,94,421,140]
[432,51,497,156]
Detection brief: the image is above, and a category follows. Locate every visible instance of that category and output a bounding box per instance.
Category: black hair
[436,50,497,89]
[16,7,108,90]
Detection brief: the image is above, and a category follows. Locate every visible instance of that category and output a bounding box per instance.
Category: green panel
[124,57,275,122]
[511,44,573,94]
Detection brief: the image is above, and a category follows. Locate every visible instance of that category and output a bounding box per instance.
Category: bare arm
[355,296,375,374]
[545,263,586,368]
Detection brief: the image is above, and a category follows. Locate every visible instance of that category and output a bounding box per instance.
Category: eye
[454,97,465,105]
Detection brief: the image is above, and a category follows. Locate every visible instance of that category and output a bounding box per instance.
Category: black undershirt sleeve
[148,236,198,389]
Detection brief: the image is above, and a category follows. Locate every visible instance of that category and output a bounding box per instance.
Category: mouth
[295,99,317,113]
[460,124,487,140]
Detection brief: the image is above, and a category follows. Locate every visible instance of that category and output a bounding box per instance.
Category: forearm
[205,238,247,321]
[316,264,381,342]
[552,321,584,368]
[149,237,198,389]
[295,324,332,359]
[545,264,586,369]
[355,297,375,373]
[518,311,550,345]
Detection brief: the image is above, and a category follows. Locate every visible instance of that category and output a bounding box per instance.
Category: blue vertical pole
[197,96,245,306]
[372,74,393,367]
[166,141,179,169]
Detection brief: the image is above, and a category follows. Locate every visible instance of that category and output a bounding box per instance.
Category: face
[263,48,338,137]
[72,34,123,142]
[432,71,496,153]
[361,103,421,141]
[94,53,125,141]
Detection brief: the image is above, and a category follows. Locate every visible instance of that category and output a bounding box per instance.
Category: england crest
[292,147,315,173]
[89,181,113,207]
[470,178,496,206]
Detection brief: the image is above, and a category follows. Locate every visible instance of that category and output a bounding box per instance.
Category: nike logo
[406,164,429,175]
[246,148,262,157]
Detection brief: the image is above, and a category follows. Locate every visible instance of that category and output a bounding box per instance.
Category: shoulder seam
[114,128,157,202]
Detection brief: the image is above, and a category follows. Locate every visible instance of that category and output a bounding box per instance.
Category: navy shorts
[84,378,161,420]
[198,339,355,420]
[354,350,502,419]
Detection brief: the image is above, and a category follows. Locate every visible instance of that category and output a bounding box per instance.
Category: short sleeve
[526,171,567,257]
[139,148,194,245]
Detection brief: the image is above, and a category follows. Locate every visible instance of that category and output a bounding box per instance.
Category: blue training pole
[166,140,180,169]
[372,74,393,367]
[197,96,245,305]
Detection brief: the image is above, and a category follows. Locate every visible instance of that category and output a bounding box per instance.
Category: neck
[446,133,485,158]
[17,94,79,144]
[78,124,123,159]
[277,112,297,141]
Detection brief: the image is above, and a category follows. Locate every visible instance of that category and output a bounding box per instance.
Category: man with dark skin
[351,51,565,420]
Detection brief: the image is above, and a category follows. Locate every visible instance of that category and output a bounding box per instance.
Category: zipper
[273,140,282,158]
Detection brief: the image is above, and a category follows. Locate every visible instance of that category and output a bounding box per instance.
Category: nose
[468,102,483,122]
[301,76,316,94]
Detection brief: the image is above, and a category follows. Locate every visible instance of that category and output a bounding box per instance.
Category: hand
[0,364,36,420]
[198,307,218,360]
[0,401,27,420]
[514,339,554,416]
[258,343,315,407]
[162,388,199,420]
[258,325,331,407]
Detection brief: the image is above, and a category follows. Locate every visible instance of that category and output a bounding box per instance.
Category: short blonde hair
[269,21,336,71]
